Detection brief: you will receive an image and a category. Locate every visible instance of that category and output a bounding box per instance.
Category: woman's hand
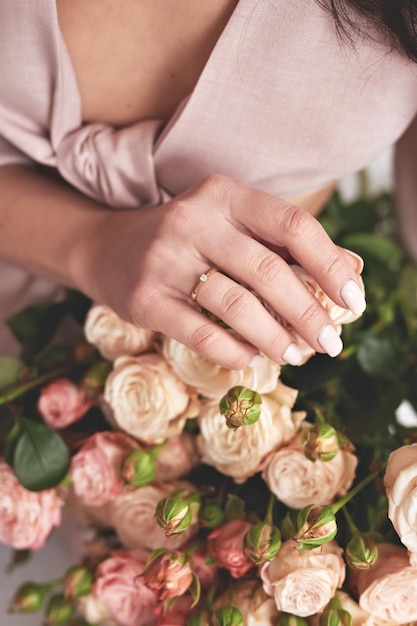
[78,174,365,369]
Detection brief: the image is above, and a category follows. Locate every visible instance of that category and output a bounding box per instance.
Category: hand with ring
[77,174,365,369]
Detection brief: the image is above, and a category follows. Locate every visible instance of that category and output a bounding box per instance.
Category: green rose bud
[156,495,193,536]
[82,360,112,395]
[303,424,339,462]
[219,386,262,430]
[345,536,379,571]
[64,566,93,599]
[243,522,282,565]
[212,606,244,626]
[293,505,337,550]
[319,608,353,626]
[121,449,156,487]
[45,593,76,625]
[9,581,54,613]
[200,503,225,528]
[278,613,309,626]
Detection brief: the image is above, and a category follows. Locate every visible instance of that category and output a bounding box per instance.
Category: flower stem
[265,493,276,526]
[330,469,381,515]
[0,365,71,406]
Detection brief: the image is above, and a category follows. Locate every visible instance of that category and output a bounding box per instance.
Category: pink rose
[154,434,200,482]
[188,543,218,589]
[70,432,138,507]
[208,520,254,578]
[110,481,198,551]
[384,443,417,551]
[213,579,279,626]
[155,595,194,626]
[260,539,345,617]
[349,542,417,624]
[0,458,62,550]
[93,552,158,626]
[144,551,193,602]
[262,431,357,509]
[38,378,92,428]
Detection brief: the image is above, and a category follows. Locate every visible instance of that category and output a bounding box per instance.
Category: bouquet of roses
[1,188,417,626]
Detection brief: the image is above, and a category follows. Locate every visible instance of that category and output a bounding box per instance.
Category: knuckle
[320,251,345,278]
[189,322,221,355]
[296,300,322,328]
[220,286,250,321]
[281,204,314,239]
[199,173,236,207]
[253,252,283,285]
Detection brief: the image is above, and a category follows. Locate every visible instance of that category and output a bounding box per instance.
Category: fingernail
[282,342,304,366]
[249,354,265,368]
[341,279,367,315]
[344,248,364,273]
[318,324,343,357]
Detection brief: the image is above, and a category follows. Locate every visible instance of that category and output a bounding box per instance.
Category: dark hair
[318,0,417,62]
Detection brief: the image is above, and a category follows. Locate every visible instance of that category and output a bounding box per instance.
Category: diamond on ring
[191,267,218,302]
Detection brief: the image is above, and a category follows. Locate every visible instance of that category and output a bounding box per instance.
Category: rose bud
[200,503,225,529]
[121,449,156,487]
[243,522,282,565]
[219,386,262,430]
[143,550,195,602]
[345,535,378,571]
[64,566,93,600]
[212,606,244,626]
[155,495,194,537]
[9,582,54,613]
[45,593,76,625]
[278,614,309,626]
[293,505,337,550]
[319,607,353,626]
[303,424,340,463]
[37,378,93,429]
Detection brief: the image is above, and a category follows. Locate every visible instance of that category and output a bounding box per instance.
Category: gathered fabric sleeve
[0,135,32,168]
[394,115,417,262]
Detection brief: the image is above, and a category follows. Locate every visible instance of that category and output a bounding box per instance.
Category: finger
[192,270,305,365]
[146,295,264,370]
[216,180,366,316]
[204,229,344,357]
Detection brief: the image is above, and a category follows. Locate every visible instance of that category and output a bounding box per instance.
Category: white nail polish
[318,325,343,357]
[341,279,367,315]
[249,354,265,368]
[282,343,304,366]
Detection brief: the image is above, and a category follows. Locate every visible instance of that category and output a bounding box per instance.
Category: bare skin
[0,1,365,368]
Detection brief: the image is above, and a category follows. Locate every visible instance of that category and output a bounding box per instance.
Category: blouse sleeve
[394,114,417,262]
[0,134,32,168]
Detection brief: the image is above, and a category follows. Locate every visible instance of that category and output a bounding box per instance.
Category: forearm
[0,165,109,293]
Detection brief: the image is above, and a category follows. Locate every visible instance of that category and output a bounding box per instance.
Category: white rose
[350,542,417,624]
[77,594,116,626]
[103,354,190,444]
[260,539,345,617]
[384,443,417,552]
[162,336,280,399]
[334,591,393,626]
[197,382,304,483]
[110,481,198,551]
[213,579,279,626]
[262,431,357,509]
[84,304,156,360]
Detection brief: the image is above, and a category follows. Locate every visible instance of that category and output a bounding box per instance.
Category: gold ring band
[190,267,218,302]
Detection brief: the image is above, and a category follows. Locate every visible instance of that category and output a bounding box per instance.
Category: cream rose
[0,459,63,550]
[162,336,280,399]
[384,443,417,552]
[262,431,357,509]
[350,543,417,624]
[103,354,190,444]
[197,382,304,483]
[84,304,156,360]
[261,539,345,617]
[110,481,198,551]
[154,433,200,482]
[213,579,280,626]
[77,594,116,626]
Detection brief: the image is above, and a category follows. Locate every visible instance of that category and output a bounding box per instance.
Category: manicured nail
[282,343,304,366]
[344,248,364,273]
[318,325,343,357]
[341,279,367,315]
[249,354,265,368]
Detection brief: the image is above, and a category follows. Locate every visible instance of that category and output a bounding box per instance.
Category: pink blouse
[1,0,417,354]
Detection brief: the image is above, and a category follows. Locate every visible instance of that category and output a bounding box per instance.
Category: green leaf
[7,302,67,362]
[356,331,408,380]
[4,421,22,466]
[341,233,404,267]
[0,356,26,392]
[12,418,70,491]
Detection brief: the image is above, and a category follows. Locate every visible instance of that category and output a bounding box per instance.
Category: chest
[56,0,238,126]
